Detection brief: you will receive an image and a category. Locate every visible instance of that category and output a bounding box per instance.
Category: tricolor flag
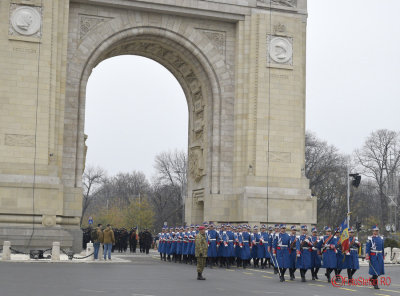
[339,218,350,255]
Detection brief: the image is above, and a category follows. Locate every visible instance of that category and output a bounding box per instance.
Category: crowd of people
[157,223,385,289]
[82,224,153,260]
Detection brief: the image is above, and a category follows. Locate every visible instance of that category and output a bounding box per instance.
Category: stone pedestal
[2,241,11,261]
[51,241,60,261]
[86,242,94,261]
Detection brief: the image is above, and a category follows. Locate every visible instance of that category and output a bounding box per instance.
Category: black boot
[197,272,206,280]
[301,269,307,282]
[289,269,295,281]
[274,267,278,274]
[314,268,319,279]
[311,268,315,280]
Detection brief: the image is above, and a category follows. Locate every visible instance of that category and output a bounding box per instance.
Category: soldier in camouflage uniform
[195,226,208,280]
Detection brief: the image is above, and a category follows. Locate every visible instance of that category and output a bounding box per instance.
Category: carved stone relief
[189,146,205,182]
[269,151,291,163]
[9,5,42,37]
[267,35,293,65]
[79,15,111,40]
[271,0,297,8]
[5,134,35,147]
[198,29,226,59]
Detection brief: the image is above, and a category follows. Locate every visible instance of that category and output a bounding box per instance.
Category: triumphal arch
[0,0,316,250]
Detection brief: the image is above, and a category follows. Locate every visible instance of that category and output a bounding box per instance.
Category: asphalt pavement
[1,253,400,296]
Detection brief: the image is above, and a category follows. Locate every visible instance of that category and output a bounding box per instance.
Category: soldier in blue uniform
[273,224,291,282]
[251,226,259,268]
[217,225,224,267]
[166,227,173,262]
[317,226,337,282]
[334,227,345,282]
[158,227,165,260]
[271,224,280,274]
[288,225,298,280]
[258,225,269,269]
[234,226,242,267]
[177,227,184,263]
[240,225,251,268]
[345,227,360,281]
[310,227,321,280]
[266,226,273,268]
[296,225,313,282]
[366,225,385,289]
[207,223,218,268]
[182,226,190,264]
[225,224,235,268]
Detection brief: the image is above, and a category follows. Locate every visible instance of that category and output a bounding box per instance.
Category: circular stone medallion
[11,6,41,36]
[269,37,292,64]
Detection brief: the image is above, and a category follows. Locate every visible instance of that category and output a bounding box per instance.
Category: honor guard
[258,225,269,269]
[273,224,291,282]
[310,227,321,280]
[240,225,251,268]
[271,224,280,274]
[207,223,218,267]
[225,224,235,268]
[334,227,345,282]
[317,226,337,282]
[296,225,313,282]
[366,225,384,289]
[345,227,360,281]
[251,226,259,268]
[288,225,298,280]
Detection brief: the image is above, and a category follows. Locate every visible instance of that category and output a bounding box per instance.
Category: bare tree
[81,166,106,226]
[355,129,400,226]
[153,150,187,223]
[305,132,349,228]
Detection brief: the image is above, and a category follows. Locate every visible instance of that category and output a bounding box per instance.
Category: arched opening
[85,55,188,177]
[64,28,226,227]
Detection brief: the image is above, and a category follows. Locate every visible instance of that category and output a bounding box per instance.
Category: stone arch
[64,19,235,223]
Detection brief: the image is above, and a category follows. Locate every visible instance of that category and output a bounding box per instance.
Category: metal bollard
[2,241,11,261]
[86,242,94,261]
[51,242,60,261]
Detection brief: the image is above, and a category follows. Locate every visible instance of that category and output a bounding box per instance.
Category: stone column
[51,242,60,261]
[2,241,11,261]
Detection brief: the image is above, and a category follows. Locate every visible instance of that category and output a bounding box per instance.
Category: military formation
[157,223,385,288]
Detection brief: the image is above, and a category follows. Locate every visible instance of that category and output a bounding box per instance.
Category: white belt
[371,250,382,253]
[278,245,288,248]
[302,247,310,250]
[228,240,233,242]
[242,241,249,243]
[350,248,358,251]
[209,239,216,241]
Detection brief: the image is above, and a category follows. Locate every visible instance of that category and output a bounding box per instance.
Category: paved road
[1,254,400,296]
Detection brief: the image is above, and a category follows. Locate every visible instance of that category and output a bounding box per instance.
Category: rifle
[290,236,297,249]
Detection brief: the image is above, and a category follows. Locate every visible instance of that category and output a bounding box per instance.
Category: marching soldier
[182,226,190,264]
[334,227,345,282]
[217,225,224,267]
[345,227,360,281]
[366,225,384,289]
[317,226,337,282]
[195,226,207,280]
[234,226,242,267]
[251,226,259,268]
[225,224,235,268]
[158,227,165,260]
[258,225,269,269]
[265,226,274,268]
[310,227,321,280]
[273,224,291,282]
[271,224,280,274]
[207,223,218,267]
[296,225,313,282]
[240,225,251,268]
[288,225,298,280]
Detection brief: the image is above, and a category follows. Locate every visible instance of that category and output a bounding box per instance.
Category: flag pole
[347,166,350,227]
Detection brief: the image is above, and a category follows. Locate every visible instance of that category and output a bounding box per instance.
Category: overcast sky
[85,0,400,178]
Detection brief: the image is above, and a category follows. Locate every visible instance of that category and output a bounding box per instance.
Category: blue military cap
[371,225,379,231]
[209,223,215,227]
[268,226,273,231]
[253,225,258,230]
[274,224,279,228]
[324,226,331,231]
[311,227,317,233]
[290,225,297,230]
[195,224,199,228]
[226,224,231,227]
[280,224,286,229]
[169,227,174,230]
[261,224,266,229]
[301,225,308,230]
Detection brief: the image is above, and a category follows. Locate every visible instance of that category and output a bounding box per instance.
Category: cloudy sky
[85,0,400,178]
